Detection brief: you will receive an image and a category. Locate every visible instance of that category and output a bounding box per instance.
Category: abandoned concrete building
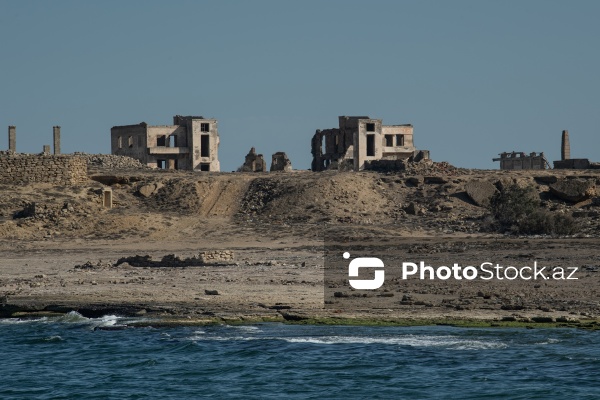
[111,115,220,171]
[311,116,429,172]
[493,152,549,170]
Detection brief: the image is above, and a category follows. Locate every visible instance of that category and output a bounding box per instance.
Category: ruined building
[553,130,598,169]
[493,152,549,170]
[270,152,292,172]
[240,147,266,172]
[111,115,220,171]
[311,116,429,172]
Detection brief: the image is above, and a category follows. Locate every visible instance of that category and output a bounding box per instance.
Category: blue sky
[1,1,598,170]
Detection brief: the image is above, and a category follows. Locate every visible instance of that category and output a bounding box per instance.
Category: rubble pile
[76,153,150,171]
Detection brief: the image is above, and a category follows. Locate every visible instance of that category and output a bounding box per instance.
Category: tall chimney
[561,130,570,161]
[53,126,61,155]
[8,126,16,152]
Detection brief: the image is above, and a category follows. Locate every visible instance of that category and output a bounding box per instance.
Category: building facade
[311,116,428,171]
[111,115,220,171]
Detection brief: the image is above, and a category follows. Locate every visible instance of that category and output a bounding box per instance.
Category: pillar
[8,126,16,152]
[561,130,570,161]
[102,188,113,209]
[53,126,61,155]
[43,145,51,154]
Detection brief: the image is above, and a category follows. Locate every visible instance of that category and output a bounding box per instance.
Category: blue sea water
[1,313,599,399]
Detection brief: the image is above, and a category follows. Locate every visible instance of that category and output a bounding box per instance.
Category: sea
[1,312,599,399]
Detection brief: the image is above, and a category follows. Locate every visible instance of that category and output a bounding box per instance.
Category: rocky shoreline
[1,167,600,330]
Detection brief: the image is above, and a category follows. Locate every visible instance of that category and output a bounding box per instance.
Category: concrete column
[102,188,113,209]
[43,145,51,154]
[561,130,570,161]
[8,126,16,152]
[53,126,61,155]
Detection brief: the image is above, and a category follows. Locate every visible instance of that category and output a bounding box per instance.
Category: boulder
[464,180,498,207]
[549,179,597,202]
[138,183,157,197]
[406,176,424,186]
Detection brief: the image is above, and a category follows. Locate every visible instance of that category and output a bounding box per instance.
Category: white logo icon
[345,252,385,290]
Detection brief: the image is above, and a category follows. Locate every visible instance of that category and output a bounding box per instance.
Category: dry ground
[1,165,600,325]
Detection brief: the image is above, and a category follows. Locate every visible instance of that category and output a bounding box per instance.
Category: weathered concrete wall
[146,125,189,170]
[190,118,220,171]
[111,123,148,163]
[354,118,383,171]
[554,159,591,169]
[0,153,88,185]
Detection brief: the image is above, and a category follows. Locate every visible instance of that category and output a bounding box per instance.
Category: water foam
[283,335,507,350]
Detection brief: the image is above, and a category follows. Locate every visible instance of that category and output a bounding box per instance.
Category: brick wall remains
[0,152,88,185]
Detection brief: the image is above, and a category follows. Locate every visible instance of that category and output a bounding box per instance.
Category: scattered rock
[204,290,219,296]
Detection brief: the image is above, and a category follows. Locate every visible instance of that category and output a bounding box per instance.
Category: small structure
[493,152,548,170]
[311,116,429,172]
[111,115,220,171]
[270,152,292,172]
[102,188,113,209]
[240,147,266,172]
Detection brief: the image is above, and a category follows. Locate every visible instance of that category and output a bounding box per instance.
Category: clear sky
[1,0,598,171]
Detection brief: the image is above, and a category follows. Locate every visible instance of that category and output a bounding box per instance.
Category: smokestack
[8,126,16,152]
[561,130,570,161]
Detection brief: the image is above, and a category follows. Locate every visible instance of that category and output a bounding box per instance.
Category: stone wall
[0,152,88,185]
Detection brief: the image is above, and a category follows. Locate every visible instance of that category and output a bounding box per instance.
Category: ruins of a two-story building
[311,116,429,172]
[493,152,549,170]
[111,115,220,171]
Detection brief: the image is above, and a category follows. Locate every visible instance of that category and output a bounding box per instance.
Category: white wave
[534,338,561,345]
[56,311,89,323]
[0,317,49,324]
[184,333,506,350]
[224,325,261,332]
[283,335,507,350]
[43,335,63,342]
